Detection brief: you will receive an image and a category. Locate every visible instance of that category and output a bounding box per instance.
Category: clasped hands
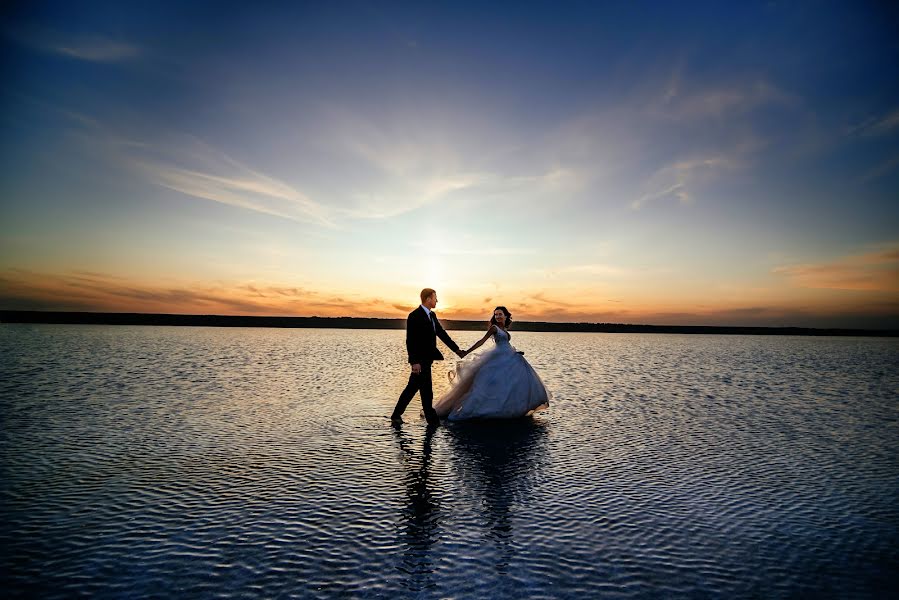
[410,349,468,375]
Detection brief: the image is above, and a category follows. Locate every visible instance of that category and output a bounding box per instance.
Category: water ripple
[1,325,897,598]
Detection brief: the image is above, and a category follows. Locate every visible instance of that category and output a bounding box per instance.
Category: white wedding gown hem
[433,328,550,420]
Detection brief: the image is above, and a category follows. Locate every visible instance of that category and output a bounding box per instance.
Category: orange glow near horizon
[2,260,897,329]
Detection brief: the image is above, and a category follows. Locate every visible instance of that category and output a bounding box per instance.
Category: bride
[433,306,550,420]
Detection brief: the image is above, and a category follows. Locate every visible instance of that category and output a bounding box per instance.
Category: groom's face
[425,293,437,309]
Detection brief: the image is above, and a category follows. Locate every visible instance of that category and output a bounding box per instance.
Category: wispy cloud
[493,166,588,196]
[632,156,736,209]
[321,107,584,220]
[412,244,538,257]
[860,154,899,183]
[542,60,782,213]
[465,294,898,329]
[324,108,486,218]
[60,112,334,226]
[773,244,899,291]
[0,269,400,317]
[341,172,487,219]
[6,27,140,62]
[54,38,140,62]
[847,107,899,138]
[651,65,797,121]
[531,263,629,279]
[134,154,334,227]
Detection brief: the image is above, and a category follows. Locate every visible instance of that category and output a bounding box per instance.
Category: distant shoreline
[1,310,896,337]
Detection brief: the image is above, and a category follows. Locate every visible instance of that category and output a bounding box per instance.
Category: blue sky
[1,1,897,327]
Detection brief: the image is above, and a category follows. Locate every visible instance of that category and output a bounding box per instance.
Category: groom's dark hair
[420,288,436,303]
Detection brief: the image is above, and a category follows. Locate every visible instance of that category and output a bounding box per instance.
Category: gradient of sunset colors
[1,2,898,328]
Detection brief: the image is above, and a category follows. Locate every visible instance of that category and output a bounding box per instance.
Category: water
[1,325,897,598]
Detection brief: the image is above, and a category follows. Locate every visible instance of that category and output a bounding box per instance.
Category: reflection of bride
[445,419,549,575]
[433,307,550,421]
[446,419,549,506]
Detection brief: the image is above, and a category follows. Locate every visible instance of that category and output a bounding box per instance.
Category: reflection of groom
[391,288,466,425]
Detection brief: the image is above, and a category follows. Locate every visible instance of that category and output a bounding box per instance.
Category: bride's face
[493,309,505,325]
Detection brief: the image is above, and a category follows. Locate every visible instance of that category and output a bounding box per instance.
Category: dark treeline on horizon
[1,310,896,337]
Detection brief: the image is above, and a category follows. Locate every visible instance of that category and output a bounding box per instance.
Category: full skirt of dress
[433,346,550,420]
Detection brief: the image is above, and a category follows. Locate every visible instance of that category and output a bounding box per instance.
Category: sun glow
[424,256,446,298]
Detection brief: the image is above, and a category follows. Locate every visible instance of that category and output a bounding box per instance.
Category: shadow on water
[445,418,550,575]
[391,423,441,592]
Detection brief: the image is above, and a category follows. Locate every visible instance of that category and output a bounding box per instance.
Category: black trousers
[392,362,438,423]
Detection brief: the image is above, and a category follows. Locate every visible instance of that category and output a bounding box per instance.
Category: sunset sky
[1,2,897,328]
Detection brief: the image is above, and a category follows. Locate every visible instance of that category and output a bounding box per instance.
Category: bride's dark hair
[490,306,512,328]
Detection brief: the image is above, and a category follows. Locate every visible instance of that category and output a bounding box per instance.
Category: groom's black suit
[392,306,461,424]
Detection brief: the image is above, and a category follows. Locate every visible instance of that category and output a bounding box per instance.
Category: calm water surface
[1,325,897,598]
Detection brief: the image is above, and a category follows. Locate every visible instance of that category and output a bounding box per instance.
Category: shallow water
[1,325,897,598]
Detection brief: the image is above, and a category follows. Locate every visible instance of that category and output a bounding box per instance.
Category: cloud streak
[0,270,399,317]
[860,154,899,183]
[322,107,584,220]
[324,108,487,218]
[135,157,334,227]
[848,107,899,138]
[54,38,140,62]
[651,62,797,121]
[61,112,334,227]
[6,27,140,62]
[632,157,735,209]
[773,244,899,291]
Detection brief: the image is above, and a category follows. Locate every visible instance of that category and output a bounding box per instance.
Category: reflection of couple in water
[391,288,550,426]
[391,419,549,590]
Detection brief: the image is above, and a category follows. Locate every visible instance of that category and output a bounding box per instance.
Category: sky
[1,1,897,328]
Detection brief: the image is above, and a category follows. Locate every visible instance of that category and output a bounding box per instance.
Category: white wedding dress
[433,327,550,420]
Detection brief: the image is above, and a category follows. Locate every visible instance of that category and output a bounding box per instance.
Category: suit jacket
[406,306,460,365]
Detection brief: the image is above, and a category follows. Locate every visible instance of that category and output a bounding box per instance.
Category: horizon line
[2,310,897,337]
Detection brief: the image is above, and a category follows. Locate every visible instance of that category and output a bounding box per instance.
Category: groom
[391,288,466,425]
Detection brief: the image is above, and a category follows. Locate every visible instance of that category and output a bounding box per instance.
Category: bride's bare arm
[466,325,496,354]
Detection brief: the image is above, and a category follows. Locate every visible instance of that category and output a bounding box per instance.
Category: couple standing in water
[391,288,550,425]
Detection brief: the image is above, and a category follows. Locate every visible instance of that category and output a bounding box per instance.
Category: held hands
[411,363,421,374]
[455,349,468,359]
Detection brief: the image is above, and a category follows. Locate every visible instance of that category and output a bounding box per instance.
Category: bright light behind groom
[1,2,897,328]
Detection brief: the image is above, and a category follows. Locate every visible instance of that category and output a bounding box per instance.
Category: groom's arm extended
[434,317,462,355]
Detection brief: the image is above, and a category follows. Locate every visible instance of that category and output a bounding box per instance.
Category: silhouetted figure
[391,288,465,425]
